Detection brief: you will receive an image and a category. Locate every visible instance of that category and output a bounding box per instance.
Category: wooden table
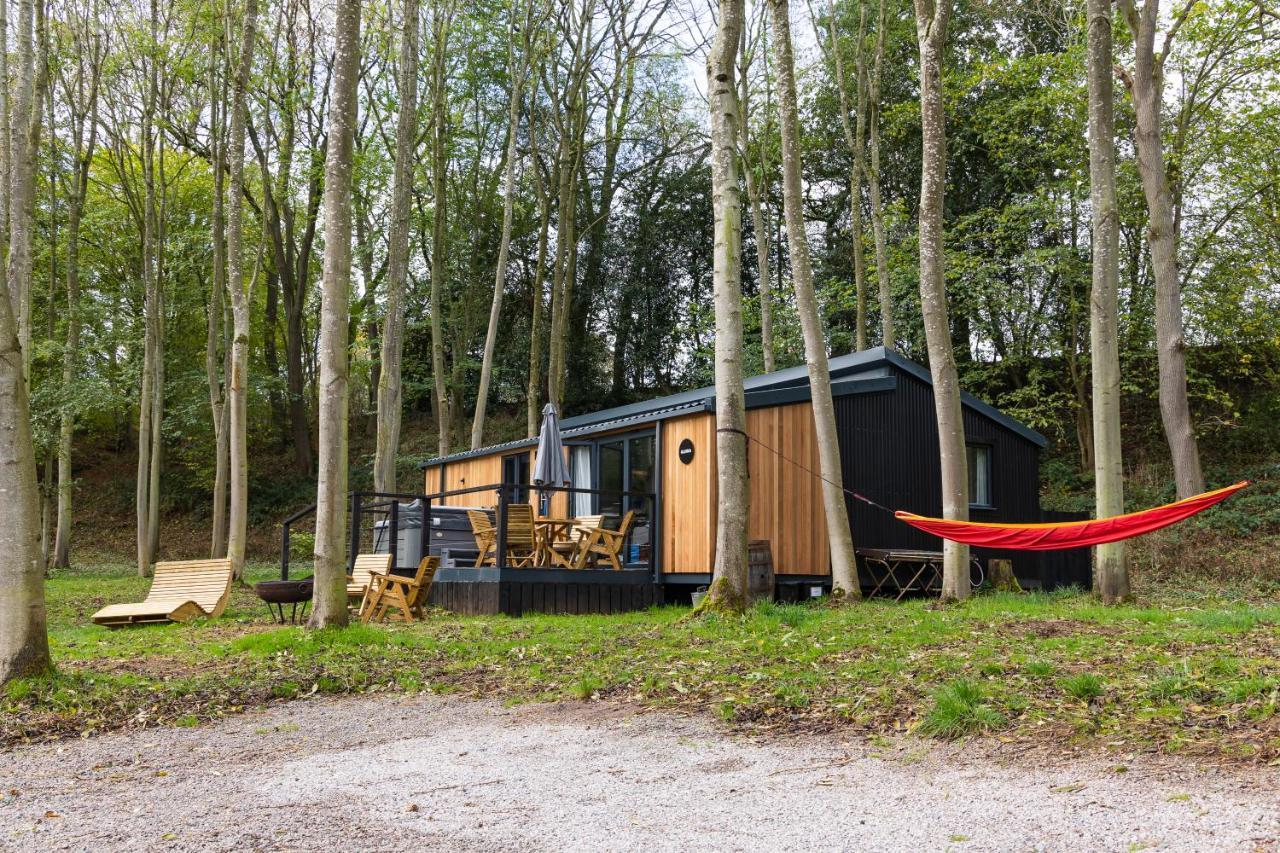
[534,518,575,566]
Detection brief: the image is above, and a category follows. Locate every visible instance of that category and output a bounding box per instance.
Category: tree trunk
[53,23,101,569]
[310,0,361,629]
[1088,0,1128,603]
[208,41,230,557]
[702,0,751,614]
[374,0,420,492]
[0,0,49,683]
[0,259,47,682]
[913,0,969,601]
[1117,0,1204,500]
[769,0,860,600]
[7,0,35,386]
[738,21,774,374]
[867,0,892,348]
[471,9,525,450]
[824,0,869,351]
[428,3,452,457]
[526,153,552,437]
[225,0,260,580]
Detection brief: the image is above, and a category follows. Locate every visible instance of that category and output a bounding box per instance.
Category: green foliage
[1061,673,1105,702]
[917,679,1005,739]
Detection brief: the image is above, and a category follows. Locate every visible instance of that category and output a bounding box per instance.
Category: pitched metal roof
[419,347,1046,468]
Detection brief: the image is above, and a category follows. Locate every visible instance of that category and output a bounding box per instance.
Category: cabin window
[502,452,530,504]
[968,444,992,508]
[569,445,593,516]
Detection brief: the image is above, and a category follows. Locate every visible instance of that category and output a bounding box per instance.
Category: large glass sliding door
[592,433,654,565]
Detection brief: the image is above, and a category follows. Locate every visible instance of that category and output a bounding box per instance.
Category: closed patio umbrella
[532,403,571,514]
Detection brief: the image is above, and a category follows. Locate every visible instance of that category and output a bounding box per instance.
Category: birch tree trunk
[471,5,527,450]
[768,0,860,600]
[0,0,49,684]
[703,0,751,614]
[374,0,419,492]
[526,143,552,437]
[0,0,9,302]
[913,0,969,601]
[867,0,892,349]
[225,0,260,580]
[310,0,361,629]
[53,19,102,569]
[207,32,230,557]
[428,1,453,457]
[821,0,869,351]
[1116,0,1204,500]
[1088,0,1128,603]
[7,0,35,386]
[738,18,775,374]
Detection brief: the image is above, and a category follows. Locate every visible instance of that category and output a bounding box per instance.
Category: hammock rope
[736,429,1247,550]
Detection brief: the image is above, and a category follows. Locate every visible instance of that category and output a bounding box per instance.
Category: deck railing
[281,483,658,580]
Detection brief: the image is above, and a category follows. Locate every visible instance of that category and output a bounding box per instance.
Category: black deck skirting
[428,567,659,616]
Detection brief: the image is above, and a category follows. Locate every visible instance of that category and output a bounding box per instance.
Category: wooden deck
[427,567,659,616]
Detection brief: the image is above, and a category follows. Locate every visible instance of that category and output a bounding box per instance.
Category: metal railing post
[390,498,400,573]
[495,485,508,570]
[420,496,431,567]
[348,492,360,574]
[281,520,291,580]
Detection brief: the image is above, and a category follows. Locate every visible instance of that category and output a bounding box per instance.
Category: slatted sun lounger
[91,558,234,627]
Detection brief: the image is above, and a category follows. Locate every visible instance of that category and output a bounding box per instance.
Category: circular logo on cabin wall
[678,438,695,465]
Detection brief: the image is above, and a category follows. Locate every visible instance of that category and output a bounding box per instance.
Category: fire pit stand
[254,578,314,624]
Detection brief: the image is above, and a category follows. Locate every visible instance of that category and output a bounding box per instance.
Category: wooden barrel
[747,540,774,603]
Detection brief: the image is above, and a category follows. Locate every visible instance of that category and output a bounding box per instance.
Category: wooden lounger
[92,559,234,627]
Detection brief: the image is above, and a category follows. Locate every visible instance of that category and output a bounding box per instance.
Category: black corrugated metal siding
[835,365,1090,590]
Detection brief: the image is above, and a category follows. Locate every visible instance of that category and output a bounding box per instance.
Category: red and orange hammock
[894,481,1248,551]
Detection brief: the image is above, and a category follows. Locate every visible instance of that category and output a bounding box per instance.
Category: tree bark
[53,16,102,569]
[374,0,420,491]
[7,0,36,386]
[225,0,260,580]
[428,1,453,457]
[822,0,869,351]
[867,0,892,348]
[310,0,361,629]
[738,17,775,374]
[526,138,552,438]
[702,0,751,614]
[768,0,860,600]
[1116,0,1204,499]
[0,0,49,683]
[913,0,969,601]
[471,5,527,450]
[1088,0,1128,603]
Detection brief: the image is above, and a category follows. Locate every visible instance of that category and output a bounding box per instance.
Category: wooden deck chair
[92,559,233,627]
[467,510,496,566]
[579,511,636,570]
[502,503,539,567]
[549,515,603,568]
[348,553,393,611]
[361,556,439,623]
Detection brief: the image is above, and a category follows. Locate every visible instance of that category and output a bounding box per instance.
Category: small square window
[967,445,992,507]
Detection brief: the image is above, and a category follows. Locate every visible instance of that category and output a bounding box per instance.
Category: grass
[5,561,1280,763]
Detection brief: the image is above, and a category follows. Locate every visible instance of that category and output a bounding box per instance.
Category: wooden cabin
[419,347,1090,604]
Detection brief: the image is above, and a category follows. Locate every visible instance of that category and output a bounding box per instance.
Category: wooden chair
[502,503,539,567]
[579,510,636,571]
[467,509,496,566]
[361,556,439,623]
[549,515,603,568]
[92,559,233,627]
[348,553,394,611]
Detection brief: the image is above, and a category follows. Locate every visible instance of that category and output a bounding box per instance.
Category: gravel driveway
[1,694,1276,851]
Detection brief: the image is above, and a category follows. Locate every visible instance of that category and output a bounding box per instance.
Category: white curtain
[571,446,593,517]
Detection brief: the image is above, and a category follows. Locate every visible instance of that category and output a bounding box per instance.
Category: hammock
[894,481,1249,551]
